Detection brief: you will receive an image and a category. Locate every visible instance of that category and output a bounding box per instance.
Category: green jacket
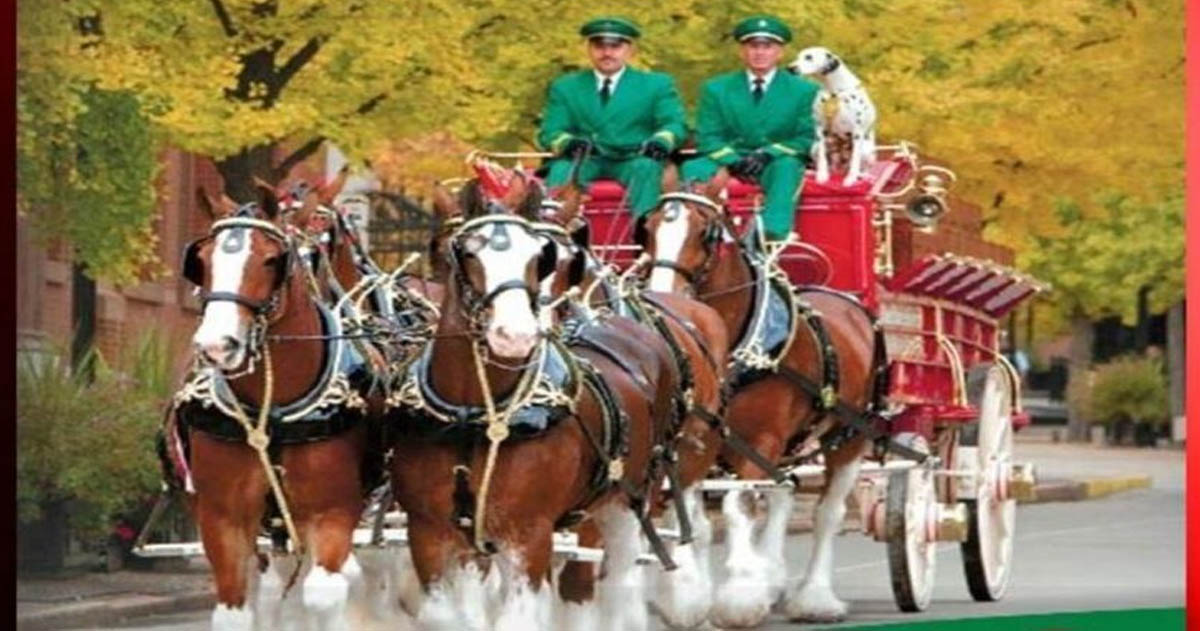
[536,67,687,160]
[694,70,821,165]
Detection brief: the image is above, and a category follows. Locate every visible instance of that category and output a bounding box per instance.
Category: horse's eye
[804,54,812,60]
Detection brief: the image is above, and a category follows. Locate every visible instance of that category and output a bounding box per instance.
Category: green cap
[580,16,641,42]
[732,15,792,44]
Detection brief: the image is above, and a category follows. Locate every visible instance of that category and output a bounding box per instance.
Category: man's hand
[639,139,671,162]
[562,138,594,159]
[729,151,772,179]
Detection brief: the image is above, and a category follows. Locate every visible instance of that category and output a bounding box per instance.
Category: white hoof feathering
[711,491,771,628]
[415,564,491,631]
[211,603,254,631]
[557,600,601,631]
[653,487,713,629]
[784,581,848,623]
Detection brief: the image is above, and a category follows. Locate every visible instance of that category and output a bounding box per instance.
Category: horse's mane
[457,178,544,221]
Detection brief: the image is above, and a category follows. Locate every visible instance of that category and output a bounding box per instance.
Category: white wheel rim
[906,467,937,605]
[976,369,1015,594]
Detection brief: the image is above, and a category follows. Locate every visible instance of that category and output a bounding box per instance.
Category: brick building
[16,147,327,375]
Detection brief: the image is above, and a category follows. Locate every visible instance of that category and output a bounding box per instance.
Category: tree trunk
[1066,312,1094,441]
[1167,300,1185,422]
[70,260,96,383]
[215,144,277,202]
[1134,285,1151,353]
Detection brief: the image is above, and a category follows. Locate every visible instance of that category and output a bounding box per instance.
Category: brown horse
[176,185,383,631]
[639,185,883,625]
[386,178,678,631]
[533,190,733,628]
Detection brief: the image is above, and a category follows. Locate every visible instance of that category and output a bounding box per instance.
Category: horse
[637,181,886,625]
[169,184,388,631]
[385,176,680,631]
[533,188,734,629]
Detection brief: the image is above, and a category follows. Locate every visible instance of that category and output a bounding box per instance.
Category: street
[75,485,1183,630]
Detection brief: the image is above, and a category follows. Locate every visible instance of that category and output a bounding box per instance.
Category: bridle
[182,211,295,321]
[638,192,731,289]
[447,213,557,333]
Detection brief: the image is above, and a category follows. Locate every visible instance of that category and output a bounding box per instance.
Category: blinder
[633,216,648,248]
[537,238,558,281]
[566,248,588,287]
[182,238,207,286]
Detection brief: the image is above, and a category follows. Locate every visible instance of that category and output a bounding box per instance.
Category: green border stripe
[819,607,1184,631]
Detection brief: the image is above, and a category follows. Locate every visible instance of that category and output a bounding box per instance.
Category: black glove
[729,151,772,179]
[562,138,594,159]
[639,139,671,162]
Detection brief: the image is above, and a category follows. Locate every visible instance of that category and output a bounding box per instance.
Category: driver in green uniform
[537,17,687,218]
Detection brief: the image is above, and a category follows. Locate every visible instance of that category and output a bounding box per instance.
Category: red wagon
[524,143,1047,612]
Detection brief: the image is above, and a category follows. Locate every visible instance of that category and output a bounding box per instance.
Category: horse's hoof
[710,580,771,628]
[782,583,848,623]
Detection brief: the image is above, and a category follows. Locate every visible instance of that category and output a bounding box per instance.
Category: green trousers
[681,155,803,240]
[545,156,665,217]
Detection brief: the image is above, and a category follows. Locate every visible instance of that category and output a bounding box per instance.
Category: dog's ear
[823,51,842,74]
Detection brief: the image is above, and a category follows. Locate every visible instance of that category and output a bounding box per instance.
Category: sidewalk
[17,440,1175,630]
[17,559,213,631]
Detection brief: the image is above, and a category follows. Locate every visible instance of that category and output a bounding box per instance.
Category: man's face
[588,38,633,75]
[740,39,784,74]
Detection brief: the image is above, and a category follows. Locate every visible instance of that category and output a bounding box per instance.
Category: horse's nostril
[222,336,241,352]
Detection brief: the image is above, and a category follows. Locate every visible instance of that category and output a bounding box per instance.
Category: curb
[1020,474,1153,504]
[18,590,214,631]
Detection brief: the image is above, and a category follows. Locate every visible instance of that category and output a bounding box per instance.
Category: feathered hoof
[782,582,848,624]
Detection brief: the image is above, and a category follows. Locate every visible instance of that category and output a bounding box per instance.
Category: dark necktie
[752,77,765,103]
[600,77,612,105]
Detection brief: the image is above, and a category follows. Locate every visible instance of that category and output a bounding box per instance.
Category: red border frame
[1187,0,1198,628]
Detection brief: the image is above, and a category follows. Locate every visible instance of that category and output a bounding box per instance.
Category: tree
[1024,192,1184,439]
[18,2,160,284]
[19,0,1183,283]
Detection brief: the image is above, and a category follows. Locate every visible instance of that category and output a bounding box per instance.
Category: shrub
[1088,354,1168,428]
[17,330,175,542]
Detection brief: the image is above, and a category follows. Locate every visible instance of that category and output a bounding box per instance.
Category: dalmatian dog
[790,46,877,185]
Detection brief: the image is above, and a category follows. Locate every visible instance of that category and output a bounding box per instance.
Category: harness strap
[200,290,275,315]
[796,302,840,411]
[660,453,693,545]
[689,404,791,486]
[775,365,928,462]
[618,477,678,572]
[640,293,722,376]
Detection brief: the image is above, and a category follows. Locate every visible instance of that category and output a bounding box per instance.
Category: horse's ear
[558,185,583,225]
[703,169,729,204]
[661,163,680,194]
[254,178,281,219]
[432,181,461,220]
[196,187,217,220]
[500,173,529,211]
[319,166,350,206]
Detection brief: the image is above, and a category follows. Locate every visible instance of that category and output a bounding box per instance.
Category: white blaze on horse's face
[473,223,543,359]
[648,201,691,293]
[192,228,253,370]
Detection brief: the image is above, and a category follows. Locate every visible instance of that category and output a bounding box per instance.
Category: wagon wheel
[960,364,1016,601]
[885,434,937,612]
